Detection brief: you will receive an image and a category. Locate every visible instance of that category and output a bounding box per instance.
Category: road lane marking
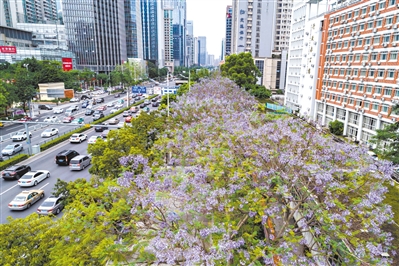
[39,182,50,190]
[0,184,18,196]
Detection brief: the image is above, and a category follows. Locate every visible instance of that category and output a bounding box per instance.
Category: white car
[110,107,120,114]
[88,135,102,144]
[107,102,114,107]
[53,108,64,114]
[2,144,23,156]
[43,116,59,123]
[41,128,59,138]
[70,97,80,102]
[69,133,87,143]
[86,104,93,110]
[12,131,32,141]
[18,170,50,187]
[115,103,123,108]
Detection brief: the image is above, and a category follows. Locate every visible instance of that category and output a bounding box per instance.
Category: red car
[97,106,107,111]
[63,116,75,123]
[19,116,32,122]
[125,116,133,123]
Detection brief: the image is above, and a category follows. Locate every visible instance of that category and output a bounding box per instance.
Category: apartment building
[316,0,399,143]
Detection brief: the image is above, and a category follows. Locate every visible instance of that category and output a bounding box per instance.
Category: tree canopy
[371,122,399,164]
[220,52,261,87]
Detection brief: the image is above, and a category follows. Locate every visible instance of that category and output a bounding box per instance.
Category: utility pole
[167,71,170,117]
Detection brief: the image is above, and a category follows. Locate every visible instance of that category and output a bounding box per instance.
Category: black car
[96,98,105,103]
[55,150,79,166]
[140,103,146,109]
[152,102,160,107]
[95,123,108,132]
[93,111,104,121]
[80,95,92,100]
[85,109,94,116]
[38,104,53,110]
[2,164,31,180]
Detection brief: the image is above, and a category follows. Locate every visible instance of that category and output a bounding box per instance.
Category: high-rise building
[141,0,159,64]
[193,36,198,65]
[62,0,127,72]
[161,0,174,71]
[221,38,225,61]
[186,20,194,66]
[172,0,186,67]
[225,5,232,58]
[232,0,292,57]
[198,36,206,66]
[1,0,58,27]
[125,0,143,59]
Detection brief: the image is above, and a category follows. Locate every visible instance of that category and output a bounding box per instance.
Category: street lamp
[167,71,170,117]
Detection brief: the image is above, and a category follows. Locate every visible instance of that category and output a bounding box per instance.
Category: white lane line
[39,182,50,190]
[0,184,18,196]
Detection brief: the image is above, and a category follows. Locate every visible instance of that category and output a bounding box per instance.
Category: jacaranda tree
[113,77,394,265]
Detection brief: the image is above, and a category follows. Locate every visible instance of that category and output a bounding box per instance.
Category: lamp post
[167,71,170,117]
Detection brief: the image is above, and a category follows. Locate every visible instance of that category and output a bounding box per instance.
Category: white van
[65,108,77,117]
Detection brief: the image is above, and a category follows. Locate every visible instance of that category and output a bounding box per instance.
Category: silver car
[37,195,64,215]
[69,155,91,171]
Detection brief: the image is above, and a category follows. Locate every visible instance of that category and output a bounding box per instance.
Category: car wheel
[27,167,31,171]
[34,181,38,186]
[14,175,19,180]
[56,208,60,214]
[27,203,31,209]
[46,173,50,178]
[40,193,44,198]
[80,139,82,143]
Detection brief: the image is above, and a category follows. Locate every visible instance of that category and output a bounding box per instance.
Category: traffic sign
[132,86,147,94]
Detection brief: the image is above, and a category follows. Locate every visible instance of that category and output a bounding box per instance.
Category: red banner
[0,46,17,53]
[62,58,73,71]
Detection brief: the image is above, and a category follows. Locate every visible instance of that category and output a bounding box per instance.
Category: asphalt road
[0,91,160,224]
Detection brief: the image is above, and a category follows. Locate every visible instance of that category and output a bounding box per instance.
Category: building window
[386,16,394,25]
[339,82,343,89]
[362,54,369,61]
[335,69,339,75]
[357,39,363,46]
[353,69,359,76]
[369,68,375,77]
[394,33,399,42]
[373,35,380,45]
[375,86,382,94]
[366,85,373,93]
[361,7,367,15]
[383,35,390,43]
[384,87,393,96]
[372,102,379,111]
[367,21,374,29]
[360,23,365,30]
[380,52,388,61]
[354,10,359,17]
[346,26,350,33]
[338,42,342,48]
[390,51,398,60]
[342,55,347,61]
[358,84,364,92]
[340,68,345,75]
[388,0,395,6]
[352,25,358,32]
[351,84,357,91]
[395,89,399,97]
[371,52,378,60]
[360,68,367,77]
[350,40,356,47]
[387,69,395,79]
[365,37,371,45]
[345,83,350,90]
[376,19,383,27]
[355,54,361,61]
[379,1,386,9]
[349,112,358,124]
[363,116,376,130]
[364,101,370,109]
[382,105,389,113]
[370,4,376,12]
[349,55,353,61]
[377,70,385,78]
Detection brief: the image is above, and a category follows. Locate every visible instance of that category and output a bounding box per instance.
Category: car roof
[5,165,25,170]
[72,155,88,160]
[19,190,43,195]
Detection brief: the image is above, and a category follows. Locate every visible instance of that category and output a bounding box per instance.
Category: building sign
[62,58,73,71]
[132,86,147,94]
[0,46,17,53]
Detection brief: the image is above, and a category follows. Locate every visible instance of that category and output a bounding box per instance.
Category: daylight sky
[186,0,232,60]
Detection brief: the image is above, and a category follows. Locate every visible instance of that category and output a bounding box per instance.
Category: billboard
[62,58,73,71]
[132,86,147,94]
[0,46,17,54]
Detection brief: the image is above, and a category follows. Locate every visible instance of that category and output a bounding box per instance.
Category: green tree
[246,84,272,99]
[328,120,344,136]
[220,52,260,87]
[371,122,399,164]
[14,66,37,112]
[147,61,158,79]
[36,60,64,84]
[63,69,81,91]
[97,73,109,87]
[0,82,9,114]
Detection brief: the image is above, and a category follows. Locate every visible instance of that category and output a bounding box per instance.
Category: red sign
[0,46,17,53]
[62,58,73,71]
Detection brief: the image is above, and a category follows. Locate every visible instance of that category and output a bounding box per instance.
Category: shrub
[328,120,344,136]
[0,154,29,171]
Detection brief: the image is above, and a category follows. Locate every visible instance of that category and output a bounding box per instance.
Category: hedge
[0,154,29,171]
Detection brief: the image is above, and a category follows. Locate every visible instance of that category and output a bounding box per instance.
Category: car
[123,110,132,117]
[18,170,50,187]
[55,150,79,166]
[152,102,160,107]
[37,195,64,215]
[12,131,32,141]
[114,93,121,98]
[70,133,87,143]
[41,128,59,137]
[101,130,111,139]
[96,98,105,103]
[94,123,108,132]
[86,104,93,110]
[107,102,114,107]
[53,108,64,114]
[19,116,32,122]
[69,97,80,102]
[81,101,90,108]
[108,118,119,125]
[2,144,23,156]
[151,96,159,102]
[110,107,120,114]
[8,190,45,210]
[93,111,104,120]
[71,117,85,124]
[38,104,53,110]
[88,135,102,144]
[63,116,75,123]
[115,103,124,108]
[43,116,59,123]
[116,122,126,129]
[1,165,31,180]
[97,105,107,111]
[140,103,146,109]
[65,108,77,117]
[80,95,92,100]
[144,99,150,105]
[69,155,91,171]
[130,106,139,113]
[71,105,79,112]
[125,116,133,123]
[85,109,94,115]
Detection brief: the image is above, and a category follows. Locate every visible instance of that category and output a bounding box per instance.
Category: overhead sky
[186,0,232,60]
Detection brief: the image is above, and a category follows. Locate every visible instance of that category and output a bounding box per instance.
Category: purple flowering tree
[115,77,394,265]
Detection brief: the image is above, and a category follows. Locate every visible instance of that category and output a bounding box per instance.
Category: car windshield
[16,132,24,135]
[94,111,101,114]
[13,196,27,202]
[41,201,55,207]
[21,174,34,179]
[5,145,14,149]
[44,129,52,132]
[71,134,79,138]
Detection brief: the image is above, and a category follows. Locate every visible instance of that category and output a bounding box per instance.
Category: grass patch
[383,182,399,263]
